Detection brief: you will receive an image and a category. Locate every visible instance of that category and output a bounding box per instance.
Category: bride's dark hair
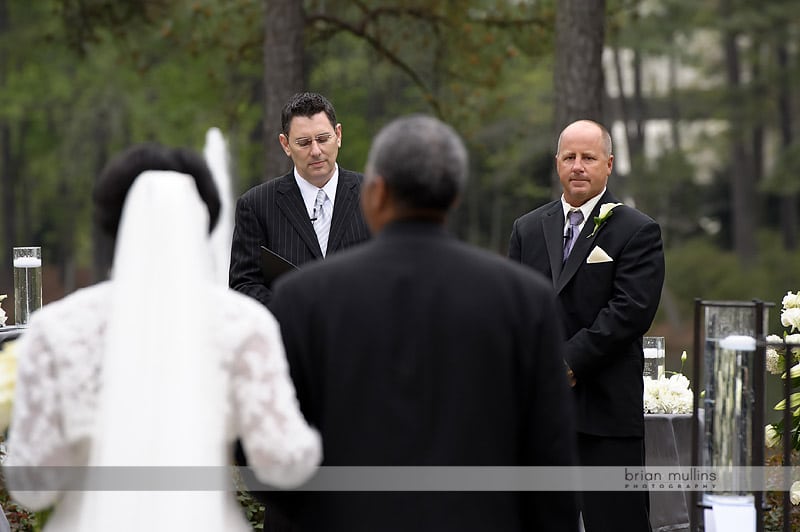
[93,143,221,238]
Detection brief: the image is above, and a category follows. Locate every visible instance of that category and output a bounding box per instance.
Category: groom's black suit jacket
[509,190,664,438]
[229,169,370,306]
[265,221,579,532]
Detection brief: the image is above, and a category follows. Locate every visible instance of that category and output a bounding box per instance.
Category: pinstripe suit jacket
[229,169,371,307]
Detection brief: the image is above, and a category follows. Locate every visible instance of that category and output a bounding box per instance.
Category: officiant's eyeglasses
[294,133,335,148]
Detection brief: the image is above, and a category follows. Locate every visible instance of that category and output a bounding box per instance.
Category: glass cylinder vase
[13,246,42,325]
[700,301,768,506]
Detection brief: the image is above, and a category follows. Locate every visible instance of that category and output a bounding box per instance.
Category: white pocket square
[586,246,613,264]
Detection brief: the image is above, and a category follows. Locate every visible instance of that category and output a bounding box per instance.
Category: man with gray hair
[266,114,579,531]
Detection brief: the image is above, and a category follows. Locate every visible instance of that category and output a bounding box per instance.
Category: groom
[508,119,664,532]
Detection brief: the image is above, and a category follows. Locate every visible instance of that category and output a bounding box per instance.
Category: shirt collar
[294,164,339,217]
[561,187,606,228]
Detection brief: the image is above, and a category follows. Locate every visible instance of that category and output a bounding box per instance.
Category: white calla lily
[588,203,623,238]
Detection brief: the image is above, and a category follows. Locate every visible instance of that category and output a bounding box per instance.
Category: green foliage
[626,150,702,247]
[302,0,559,247]
[762,141,800,195]
[764,450,800,531]
[236,490,265,530]
[0,0,269,282]
[308,30,429,174]
[0,436,50,531]
[232,467,265,529]
[664,231,800,332]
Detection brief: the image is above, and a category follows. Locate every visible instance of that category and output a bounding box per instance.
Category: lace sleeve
[4,319,72,509]
[230,311,321,488]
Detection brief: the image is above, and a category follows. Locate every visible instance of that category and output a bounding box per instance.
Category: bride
[3,142,321,531]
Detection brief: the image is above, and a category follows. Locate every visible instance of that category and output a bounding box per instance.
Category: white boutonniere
[588,202,623,238]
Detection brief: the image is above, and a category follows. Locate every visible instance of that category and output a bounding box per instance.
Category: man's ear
[375,177,390,208]
[362,176,388,213]
[361,175,392,234]
[278,134,292,157]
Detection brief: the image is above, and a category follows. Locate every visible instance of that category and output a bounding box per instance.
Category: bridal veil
[80,171,227,530]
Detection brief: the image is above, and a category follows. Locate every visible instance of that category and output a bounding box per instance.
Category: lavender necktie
[563,210,584,263]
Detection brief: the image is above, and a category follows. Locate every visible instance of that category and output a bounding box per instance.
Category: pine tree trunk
[0,0,15,298]
[553,0,606,195]
[263,0,305,181]
[721,0,757,266]
[777,41,797,250]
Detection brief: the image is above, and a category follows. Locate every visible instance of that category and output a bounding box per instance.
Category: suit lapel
[556,190,617,293]
[275,173,323,259]
[542,203,565,288]
[328,171,360,253]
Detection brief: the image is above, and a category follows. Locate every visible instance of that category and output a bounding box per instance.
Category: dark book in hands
[260,246,298,287]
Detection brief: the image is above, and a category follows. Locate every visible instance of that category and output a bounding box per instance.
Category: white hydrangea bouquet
[643,351,694,414]
[0,293,7,327]
[0,340,17,435]
[0,294,11,434]
[765,291,800,452]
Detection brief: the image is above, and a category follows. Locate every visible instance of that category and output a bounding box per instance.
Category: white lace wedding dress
[5,281,321,531]
[3,172,321,532]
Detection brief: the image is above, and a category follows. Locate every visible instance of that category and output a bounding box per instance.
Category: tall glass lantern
[690,300,770,532]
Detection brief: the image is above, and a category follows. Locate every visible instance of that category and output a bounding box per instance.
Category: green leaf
[773,392,800,411]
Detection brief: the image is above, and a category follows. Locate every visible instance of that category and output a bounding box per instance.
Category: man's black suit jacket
[509,190,665,438]
[229,169,370,306]
[267,221,579,532]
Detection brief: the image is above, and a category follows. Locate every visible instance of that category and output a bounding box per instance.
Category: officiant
[228,92,370,307]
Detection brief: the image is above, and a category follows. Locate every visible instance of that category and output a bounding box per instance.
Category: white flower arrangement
[765,290,800,453]
[0,340,17,434]
[766,333,800,376]
[792,481,800,506]
[644,373,694,414]
[644,350,694,414]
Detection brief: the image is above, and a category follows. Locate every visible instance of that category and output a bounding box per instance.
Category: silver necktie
[312,188,331,257]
